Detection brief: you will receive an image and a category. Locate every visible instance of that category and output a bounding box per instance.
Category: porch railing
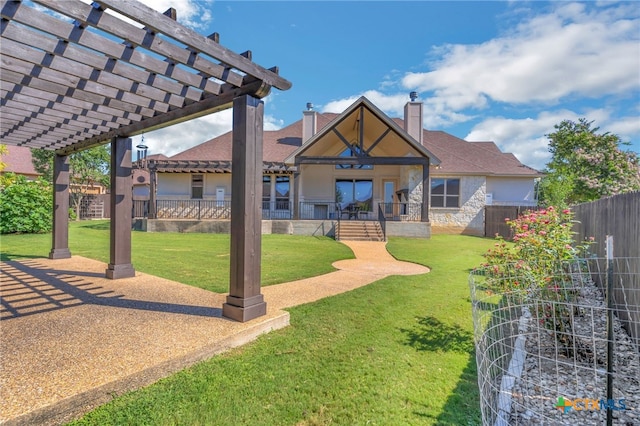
[298,201,341,220]
[133,200,148,218]
[378,202,421,221]
[136,199,423,222]
[262,200,293,219]
[155,199,232,219]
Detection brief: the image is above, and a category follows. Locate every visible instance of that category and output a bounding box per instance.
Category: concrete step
[336,220,384,241]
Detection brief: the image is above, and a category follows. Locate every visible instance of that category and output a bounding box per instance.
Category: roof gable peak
[284,96,440,165]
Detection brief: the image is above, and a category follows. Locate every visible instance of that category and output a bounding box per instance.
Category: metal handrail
[377,203,387,241]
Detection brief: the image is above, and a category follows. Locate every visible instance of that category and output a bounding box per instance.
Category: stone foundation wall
[142,219,431,238]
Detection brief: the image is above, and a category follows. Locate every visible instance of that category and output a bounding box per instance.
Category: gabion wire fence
[470,257,640,425]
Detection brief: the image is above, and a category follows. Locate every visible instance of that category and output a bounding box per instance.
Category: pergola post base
[105,263,135,280]
[223,295,267,322]
[223,95,266,323]
[105,137,135,280]
[49,248,72,259]
[50,153,71,259]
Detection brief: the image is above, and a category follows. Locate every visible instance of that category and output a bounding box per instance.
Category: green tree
[540,119,640,206]
[31,145,110,218]
[0,173,53,233]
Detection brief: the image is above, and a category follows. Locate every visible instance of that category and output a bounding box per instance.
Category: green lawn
[0,220,353,293]
[1,224,495,425]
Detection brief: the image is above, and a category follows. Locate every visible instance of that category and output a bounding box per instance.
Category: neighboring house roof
[0,145,40,177]
[163,97,541,177]
[146,153,169,161]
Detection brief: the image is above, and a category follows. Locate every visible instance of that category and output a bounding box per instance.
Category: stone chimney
[302,102,317,143]
[404,91,423,145]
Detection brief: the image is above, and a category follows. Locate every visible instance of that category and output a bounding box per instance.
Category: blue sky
[136,1,640,171]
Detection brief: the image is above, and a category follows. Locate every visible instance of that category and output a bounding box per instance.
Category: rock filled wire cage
[469,257,640,425]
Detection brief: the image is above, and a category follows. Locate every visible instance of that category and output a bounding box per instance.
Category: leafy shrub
[0,173,53,234]
[479,207,594,350]
[482,206,593,292]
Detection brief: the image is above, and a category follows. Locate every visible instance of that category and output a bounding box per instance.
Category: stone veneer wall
[430,176,486,236]
[407,166,423,205]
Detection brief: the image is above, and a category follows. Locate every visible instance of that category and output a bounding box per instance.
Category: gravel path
[0,241,429,425]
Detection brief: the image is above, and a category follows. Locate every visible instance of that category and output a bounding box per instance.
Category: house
[143,96,542,237]
[0,145,40,180]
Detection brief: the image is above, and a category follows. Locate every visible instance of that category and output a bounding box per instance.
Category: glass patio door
[383,179,397,217]
[335,179,373,210]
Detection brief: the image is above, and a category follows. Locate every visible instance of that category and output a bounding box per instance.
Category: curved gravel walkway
[263,240,430,310]
[0,240,429,425]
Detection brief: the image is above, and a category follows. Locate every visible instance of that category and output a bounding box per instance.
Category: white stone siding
[407,166,423,205]
[398,165,424,205]
[430,176,486,235]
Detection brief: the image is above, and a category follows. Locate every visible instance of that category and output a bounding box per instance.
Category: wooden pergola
[0,0,291,321]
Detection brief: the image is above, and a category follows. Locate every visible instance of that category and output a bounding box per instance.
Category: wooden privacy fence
[572,191,640,345]
[572,191,640,260]
[484,205,543,239]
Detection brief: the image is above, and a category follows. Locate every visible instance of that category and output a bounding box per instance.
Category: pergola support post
[105,137,135,279]
[148,167,157,219]
[223,95,267,322]
[49,154,72,259]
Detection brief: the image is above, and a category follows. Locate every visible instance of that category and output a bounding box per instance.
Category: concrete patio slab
[0,241,429,425]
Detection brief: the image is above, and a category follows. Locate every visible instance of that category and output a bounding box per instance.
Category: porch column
[49,153,71,259]
[223,94,267,322]
[105,137,135,279]
[292,163,300,220]
[148,167,157,219]
[421,161,430,222]
[269,175,276,215]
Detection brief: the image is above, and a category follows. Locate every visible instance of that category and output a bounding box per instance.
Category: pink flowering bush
[479,207,594,341]
[481,206,593,292]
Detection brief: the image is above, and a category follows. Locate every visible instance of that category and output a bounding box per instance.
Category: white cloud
[137,0,213,29]
[321,90,475,129]
[463,108,639,171]
[139,96,284,157]
[402,2,639,111]
[319,2,639,168]
[322,91,407,116]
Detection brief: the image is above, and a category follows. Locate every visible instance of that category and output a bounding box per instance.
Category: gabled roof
[170,113,337,162]
[420,130,542,177]
[284,96,440,165]
[164,96,541,177]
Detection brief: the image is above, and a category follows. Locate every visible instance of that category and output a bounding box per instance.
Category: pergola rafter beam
[57,78,271,154]
[93,0,290,90]
[1,0,290,153]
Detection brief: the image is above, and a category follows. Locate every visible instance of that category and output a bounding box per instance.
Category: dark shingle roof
[168,111,541,177]
[170,113,338,163]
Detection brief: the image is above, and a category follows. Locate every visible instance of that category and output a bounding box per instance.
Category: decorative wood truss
[291,99,438,167]
[0,0,291,154]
